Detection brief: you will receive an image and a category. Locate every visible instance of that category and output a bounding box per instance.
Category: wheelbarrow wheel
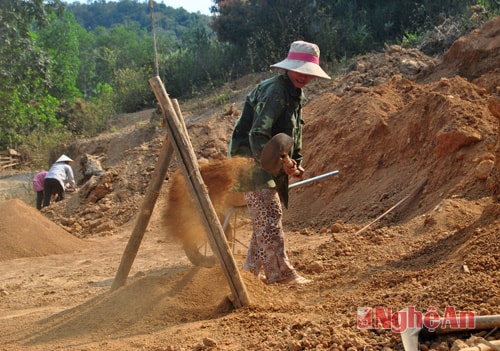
[183,241,217,268]
[182,215,235,268]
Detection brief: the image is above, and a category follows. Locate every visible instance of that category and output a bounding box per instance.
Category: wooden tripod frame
[110,76,250,308]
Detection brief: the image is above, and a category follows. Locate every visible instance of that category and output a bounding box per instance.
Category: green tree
[75,26,98,98]
[159,24,239,97]
[0,0,65,149]
[38,11,83,102]
[211,0,333,71]
[115,67,154,112]
[90,21,155,111]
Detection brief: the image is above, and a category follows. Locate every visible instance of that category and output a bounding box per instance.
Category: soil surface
[0,17,499,351]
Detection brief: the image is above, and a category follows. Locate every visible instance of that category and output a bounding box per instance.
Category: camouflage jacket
[228,73,305,207]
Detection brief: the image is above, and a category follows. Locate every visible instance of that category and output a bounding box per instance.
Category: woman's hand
[283,158,298,175]
[283,159,305,179]
[294,165,305,180]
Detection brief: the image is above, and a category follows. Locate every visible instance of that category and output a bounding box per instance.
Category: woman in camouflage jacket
[228,41,330,285]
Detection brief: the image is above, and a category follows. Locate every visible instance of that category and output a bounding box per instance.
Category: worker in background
[42,154,77,208]
[32,170,48,210]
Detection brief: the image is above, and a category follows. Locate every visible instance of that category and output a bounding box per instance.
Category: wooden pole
[111,97,183,291]
[110,134,175,291]
[172,99,187,135]
[149,76,250,308]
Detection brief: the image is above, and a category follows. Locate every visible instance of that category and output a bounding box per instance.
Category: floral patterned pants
[243,188,300,284]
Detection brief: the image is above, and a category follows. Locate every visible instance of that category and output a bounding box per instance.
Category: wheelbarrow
[182,134,339,268]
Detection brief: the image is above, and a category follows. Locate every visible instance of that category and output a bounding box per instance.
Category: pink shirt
[33,171,48,192]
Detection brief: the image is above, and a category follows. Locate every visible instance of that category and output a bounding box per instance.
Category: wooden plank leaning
[110,116,175,292]
[110,97,190,291]
[148,76,250,308]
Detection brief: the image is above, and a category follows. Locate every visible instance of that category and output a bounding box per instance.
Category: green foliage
[38,12,83,102]
[402,31,421,47]
[349,24,375,55]
[102,21,152,69]
[212,0,316,70]
[75,27,98,98]
[114,67,154,113]
[416,9,491,55]
[55,82,115,138]
[0,0,62,149]
[90,21,154,93]
[159,25,241,97]
[480,0,500,14]
[0,77,63,149]
[70,0,210,38]
[19,128,72,169]
[214,92,230,106]
[211,0,487,63]
[85,83,116,136]
[84,84,116,137]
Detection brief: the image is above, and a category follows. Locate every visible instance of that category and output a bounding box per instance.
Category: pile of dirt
[291,73,495,229]
[0,199,87,261]
[0,15,499,351]
[417,16,500,87]
[40,122,165,237]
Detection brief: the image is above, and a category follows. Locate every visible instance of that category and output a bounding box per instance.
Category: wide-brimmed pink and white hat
[271,40,331,79]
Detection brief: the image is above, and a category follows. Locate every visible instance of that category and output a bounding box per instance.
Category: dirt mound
[0,199,88,261]
[289,74,495,228]
[40,123,166,237]
[24,266,229,344]
[417,16,500,87]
